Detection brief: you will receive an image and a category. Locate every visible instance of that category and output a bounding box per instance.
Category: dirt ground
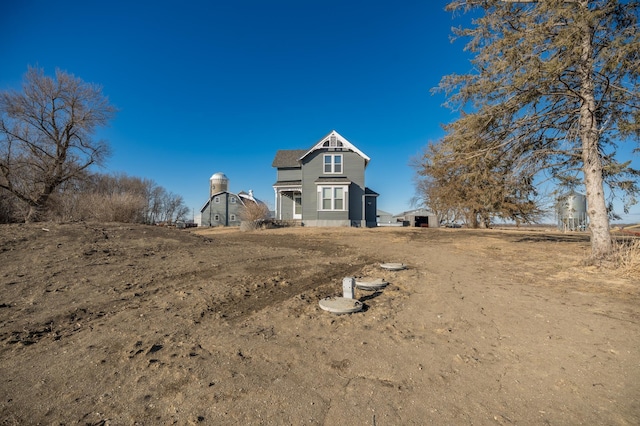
[0,222,638,425]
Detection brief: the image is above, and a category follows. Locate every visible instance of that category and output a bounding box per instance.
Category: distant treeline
[0,172,189,224]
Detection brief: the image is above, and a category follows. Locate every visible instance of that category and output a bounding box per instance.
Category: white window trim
[214,214,220,221]
[317,185,348,211]
[214,196,220,204]
[230,214,236,221]
[230,197,236,203]
[323,154,343,174]
[293,193,302,219]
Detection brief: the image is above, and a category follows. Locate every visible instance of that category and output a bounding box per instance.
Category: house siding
[300,150,365,226]
[276,167,302,182]
[272,130,378,227]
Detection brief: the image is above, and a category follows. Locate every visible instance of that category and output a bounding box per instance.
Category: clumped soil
[0,223,638,425]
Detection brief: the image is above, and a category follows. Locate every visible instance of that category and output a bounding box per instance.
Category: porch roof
[273,180,302,188]
[314,176,352,184]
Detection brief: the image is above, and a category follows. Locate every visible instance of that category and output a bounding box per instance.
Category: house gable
[299,130,370,167]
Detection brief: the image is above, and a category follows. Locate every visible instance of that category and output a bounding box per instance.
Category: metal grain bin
[556,192,588,231]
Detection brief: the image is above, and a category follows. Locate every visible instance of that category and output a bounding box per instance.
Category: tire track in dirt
[1,225,378,348]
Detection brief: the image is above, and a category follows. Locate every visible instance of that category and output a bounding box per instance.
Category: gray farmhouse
[272,130,378,227]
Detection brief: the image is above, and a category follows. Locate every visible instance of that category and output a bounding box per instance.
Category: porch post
[273,188,280,220]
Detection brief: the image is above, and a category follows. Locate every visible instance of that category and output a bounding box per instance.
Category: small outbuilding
[393,208,439,228]
[376,209,394,226]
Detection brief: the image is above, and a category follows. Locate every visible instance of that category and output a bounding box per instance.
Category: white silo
[210,172,229,196]
[556,192,588,231]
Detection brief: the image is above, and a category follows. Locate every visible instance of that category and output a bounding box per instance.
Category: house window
[322,138,343,147]
[294,194,302,216]
[318,186,347,211]
[230,214,236,221]
[214,214,220,221]
[214,196,220,203]
[323,154,342,174]
[230,197,236,204]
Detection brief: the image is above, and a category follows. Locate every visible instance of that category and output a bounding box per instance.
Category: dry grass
[578,236,640,278]
[609,238,640,277]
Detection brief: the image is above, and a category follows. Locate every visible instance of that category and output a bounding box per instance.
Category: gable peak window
[324,154,342,174]
[322,136,343,148]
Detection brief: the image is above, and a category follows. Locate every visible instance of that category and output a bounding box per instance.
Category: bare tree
[239,200,271,223]
[238,199,271,231]
[0,67,116,222]
[159,191,189,224]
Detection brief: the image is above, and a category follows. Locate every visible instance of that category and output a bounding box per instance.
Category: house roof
[300,130,370,166]
[273,179,302,187]
[364,187,379,196]
[271,131,371,169]
[272,150,306,168]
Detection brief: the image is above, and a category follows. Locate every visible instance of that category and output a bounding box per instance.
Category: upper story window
[230,196,236,204]
[230,214,236,221]
[214,214,220,221]
[324,154,342,174]
[214,196,220,203]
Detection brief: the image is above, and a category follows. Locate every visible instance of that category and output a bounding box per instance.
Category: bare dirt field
[1,223,638,425]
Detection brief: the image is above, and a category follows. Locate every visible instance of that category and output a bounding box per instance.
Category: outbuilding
[393,208,439,228]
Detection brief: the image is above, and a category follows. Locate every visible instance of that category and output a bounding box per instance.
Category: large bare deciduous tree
[0,67,116,222]
[426,0,639,257]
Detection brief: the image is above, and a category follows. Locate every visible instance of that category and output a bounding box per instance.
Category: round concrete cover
[380,263,406,270]
[319,297,363,314]
[355,278,388,290]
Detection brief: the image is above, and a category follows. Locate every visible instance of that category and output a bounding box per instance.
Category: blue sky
[2,0,638,222]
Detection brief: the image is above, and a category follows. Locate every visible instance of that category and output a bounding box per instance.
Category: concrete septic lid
[355,278,389,291]
[380,263,406,271]
[319,297,363,314]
